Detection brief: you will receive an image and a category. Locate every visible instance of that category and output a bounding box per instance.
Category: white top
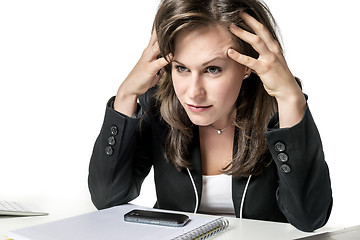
[198,174,235,216]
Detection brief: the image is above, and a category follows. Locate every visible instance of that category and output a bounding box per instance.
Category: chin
[187,115,212,127]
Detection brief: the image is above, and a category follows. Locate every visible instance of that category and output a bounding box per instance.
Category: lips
[186,104,212,113]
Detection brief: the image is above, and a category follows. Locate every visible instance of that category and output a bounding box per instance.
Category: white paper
[8,204,225,240]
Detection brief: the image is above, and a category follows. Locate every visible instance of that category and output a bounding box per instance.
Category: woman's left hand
[227,12,306,128]
[227,12,303,103]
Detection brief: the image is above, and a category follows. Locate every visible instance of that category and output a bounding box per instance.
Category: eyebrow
[172,56,228,67]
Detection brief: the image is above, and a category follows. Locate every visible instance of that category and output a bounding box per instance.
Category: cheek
[224,67,245,98]
[214,79,243,109]
[218,81,242,101]
[217,72,243,97]
[171,75,185,99]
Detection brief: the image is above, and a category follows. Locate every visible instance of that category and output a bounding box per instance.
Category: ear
[244,67,252,76]
[243,67,252,79]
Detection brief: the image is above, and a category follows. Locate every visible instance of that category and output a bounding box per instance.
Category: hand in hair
[114,29,172,117]
[227,12,306,128]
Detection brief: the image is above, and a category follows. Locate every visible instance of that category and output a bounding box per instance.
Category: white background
[1,0,359,230]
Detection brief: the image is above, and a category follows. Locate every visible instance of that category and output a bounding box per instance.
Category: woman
[88,0,332,232]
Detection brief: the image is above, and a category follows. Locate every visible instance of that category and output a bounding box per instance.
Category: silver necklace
[210,125,231,135]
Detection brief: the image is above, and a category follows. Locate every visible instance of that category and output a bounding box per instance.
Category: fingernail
[166,53,173,62]
[230,23,237,29]
[228,49,235,55]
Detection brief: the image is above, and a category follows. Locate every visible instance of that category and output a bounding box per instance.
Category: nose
[187,73,205,100]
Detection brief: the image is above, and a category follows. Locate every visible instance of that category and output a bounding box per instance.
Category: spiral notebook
[8,204,229,240]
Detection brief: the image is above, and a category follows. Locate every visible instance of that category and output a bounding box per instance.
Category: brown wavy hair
[153,0,280,176]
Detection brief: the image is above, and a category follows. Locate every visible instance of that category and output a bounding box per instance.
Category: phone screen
[124,209,190,227]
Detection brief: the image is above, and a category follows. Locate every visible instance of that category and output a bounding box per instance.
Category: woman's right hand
[114,29,171,116]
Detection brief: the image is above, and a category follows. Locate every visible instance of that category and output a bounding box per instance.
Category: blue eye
[206,66,222,75]
[176,66,188,73]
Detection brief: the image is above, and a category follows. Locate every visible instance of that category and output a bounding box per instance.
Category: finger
[227,48,259,71]
[153,53,172,71]
[142,41,161,62]
[148,28,158,47]
[229,23,271,56]
[152,41,161,56]
[239,12,281,54]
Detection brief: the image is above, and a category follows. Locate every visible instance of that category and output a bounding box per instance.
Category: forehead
[174,25,236,64]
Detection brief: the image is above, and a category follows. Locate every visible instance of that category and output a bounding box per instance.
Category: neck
[199,123,235,136]
[209,123,233,135]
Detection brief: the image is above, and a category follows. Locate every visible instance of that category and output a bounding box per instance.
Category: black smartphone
[124,209,190,227]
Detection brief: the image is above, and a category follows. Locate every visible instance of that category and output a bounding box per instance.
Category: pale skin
[228,12,306,130]
[171,25,248,175]
[113,30,171,116]
[114,12,306,175]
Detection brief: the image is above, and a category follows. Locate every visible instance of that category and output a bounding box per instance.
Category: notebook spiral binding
[173,218,229,240]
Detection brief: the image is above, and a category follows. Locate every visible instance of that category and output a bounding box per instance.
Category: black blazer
[88,88,332,232]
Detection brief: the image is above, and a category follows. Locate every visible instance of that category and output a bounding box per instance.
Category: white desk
[0,196,96,239]
[0,196,336,240]
[220,218,327,239]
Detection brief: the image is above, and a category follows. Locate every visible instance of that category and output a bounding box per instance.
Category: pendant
[217,130,222,135]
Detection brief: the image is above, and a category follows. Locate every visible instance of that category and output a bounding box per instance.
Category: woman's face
[172,25,248,128]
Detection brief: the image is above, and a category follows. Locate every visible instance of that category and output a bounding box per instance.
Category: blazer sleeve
[88,92,153,210]
[264,103,333,232]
